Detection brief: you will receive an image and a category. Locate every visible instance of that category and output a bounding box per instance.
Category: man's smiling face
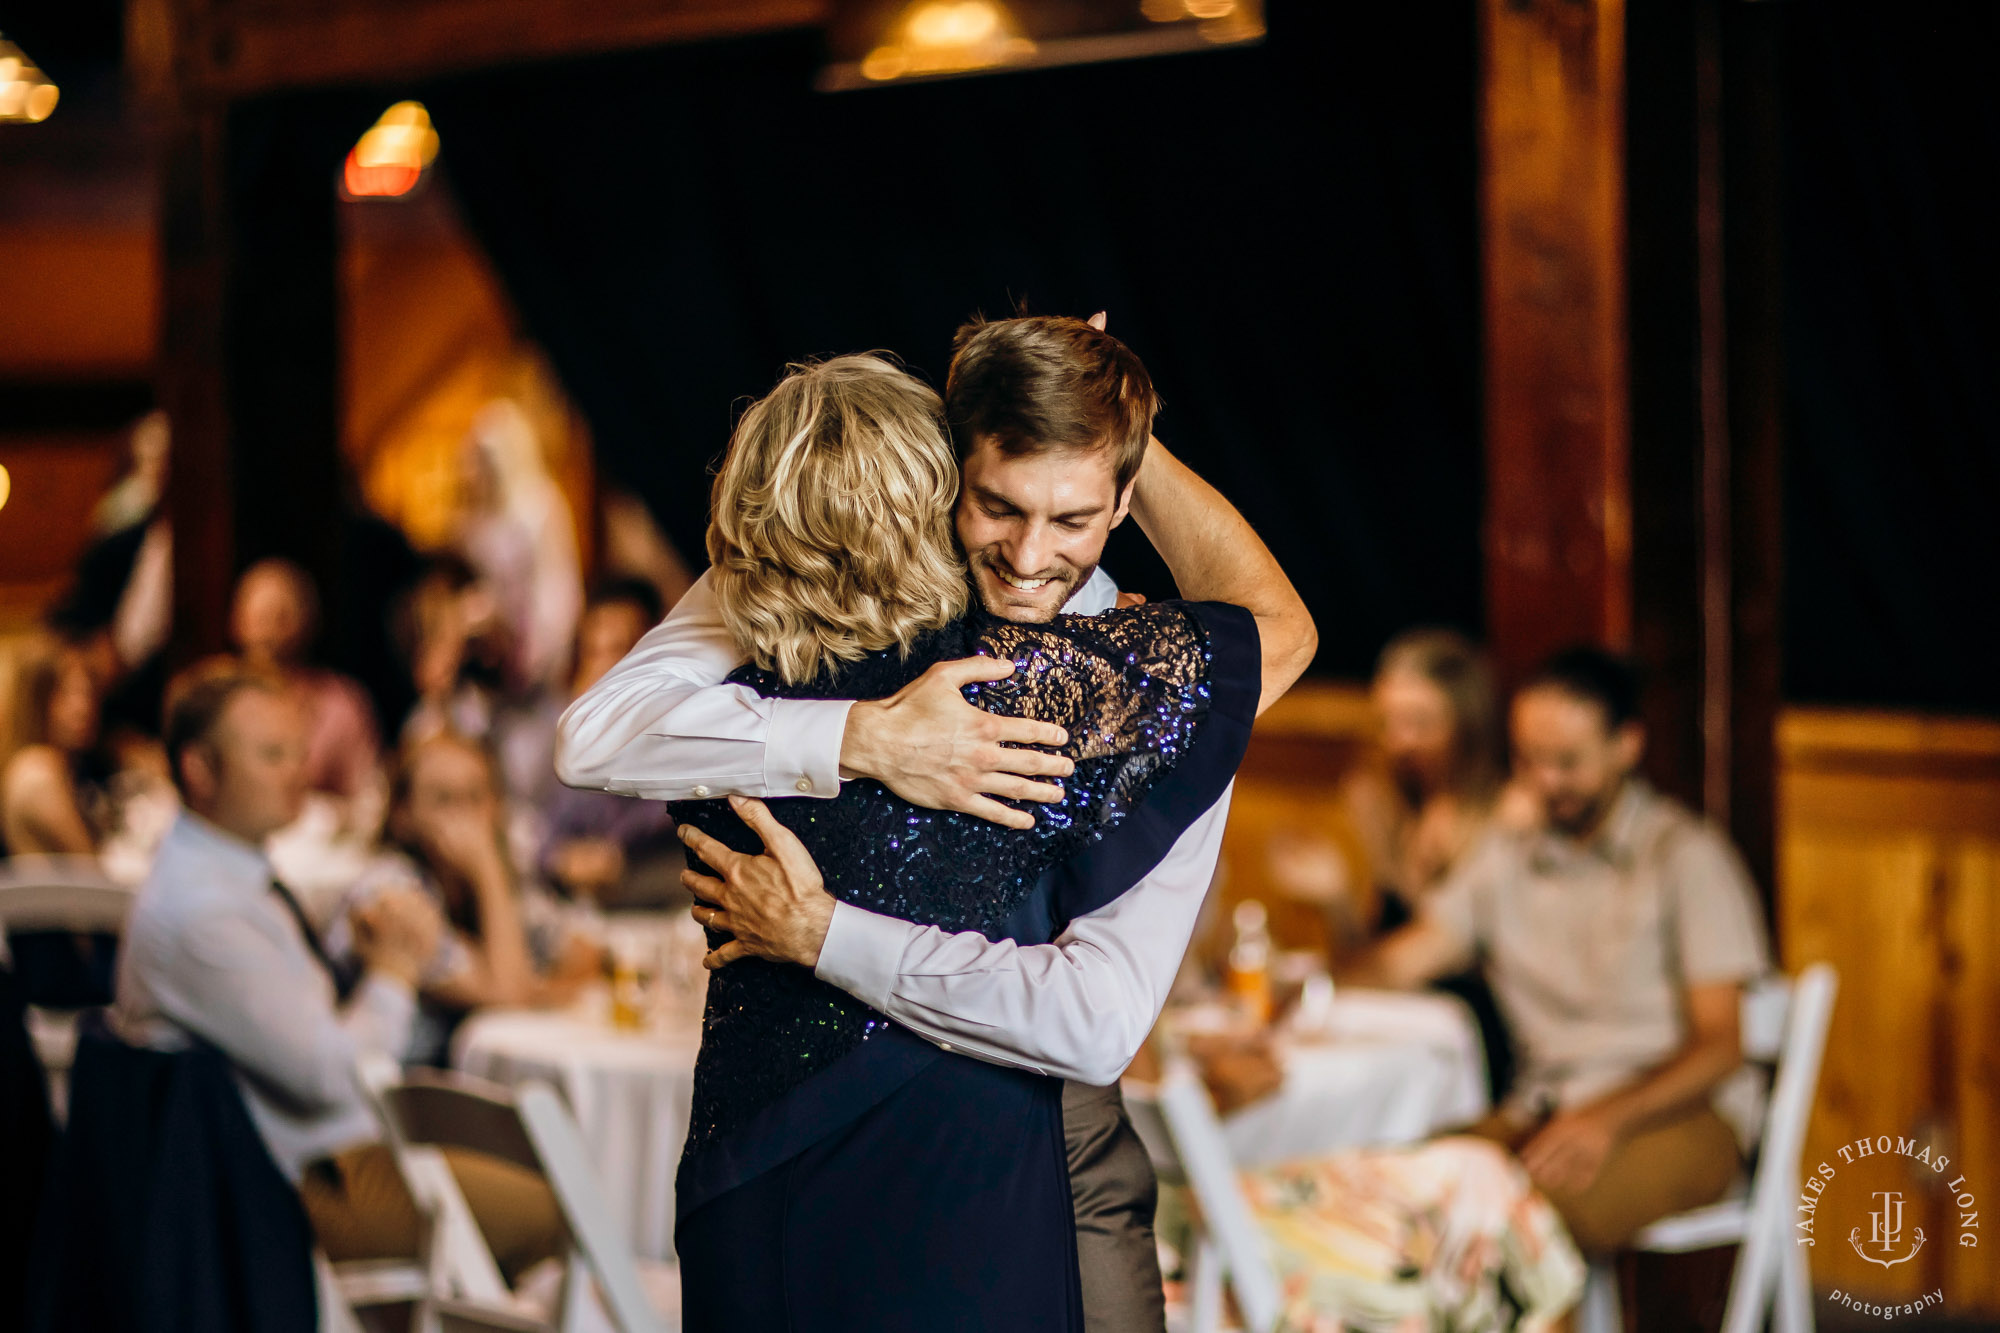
[954,435,1133,624]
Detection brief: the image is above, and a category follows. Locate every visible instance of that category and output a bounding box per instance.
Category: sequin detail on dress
[670,602,1215,1157]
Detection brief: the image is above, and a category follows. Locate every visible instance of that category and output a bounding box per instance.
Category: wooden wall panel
[1778,710,2000,1310]
[1208,683,1374,965]
[1945,841,1999,1307]
[0,228,157,375]
[0,435,128,628]
[1780,831,1941,1301]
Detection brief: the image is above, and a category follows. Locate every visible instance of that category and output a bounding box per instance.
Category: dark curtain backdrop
[1776,5,2000,716]
[419,3,1483,678]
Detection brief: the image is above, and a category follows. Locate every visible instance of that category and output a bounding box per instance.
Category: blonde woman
[664,355,1263,1331]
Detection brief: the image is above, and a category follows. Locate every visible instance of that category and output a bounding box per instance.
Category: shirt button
[691,785,710,798]
[796,777,814,793]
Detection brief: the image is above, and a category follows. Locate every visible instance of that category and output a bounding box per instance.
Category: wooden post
[159,104,235,662]
[222,94,348,621]
[159,93,348,664]
[1483,0,1781,907]
[1480,0,1631,691]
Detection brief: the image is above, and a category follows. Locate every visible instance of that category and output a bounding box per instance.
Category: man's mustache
[973,552,1072,584]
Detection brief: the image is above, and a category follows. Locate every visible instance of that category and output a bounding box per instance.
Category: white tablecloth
[1228,989,1489,1163]
[454,986,703,1263]
[1139,989,1490,1170]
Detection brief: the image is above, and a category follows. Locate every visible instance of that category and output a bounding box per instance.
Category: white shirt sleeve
[167,911,416,1114]
[554,570,853,801]
[814,786,1232,1086]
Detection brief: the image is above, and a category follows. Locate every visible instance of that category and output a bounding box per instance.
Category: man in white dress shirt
[115,669,565,1278]
[559,315,1315,1330]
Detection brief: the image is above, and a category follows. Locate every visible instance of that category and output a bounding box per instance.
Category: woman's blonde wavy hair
[707,355,970,684]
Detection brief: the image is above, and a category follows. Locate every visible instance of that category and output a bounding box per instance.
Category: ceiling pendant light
[0,35,59,124]
[821,0,1263,91]
[342,101,440,200]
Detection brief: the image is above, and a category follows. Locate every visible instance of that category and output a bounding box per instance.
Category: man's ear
[1613,720,1646,773]
[177,743,218,809]
[1107,477,1137,531]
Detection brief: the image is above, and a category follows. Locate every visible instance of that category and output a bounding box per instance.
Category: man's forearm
[1128,440,1316,713]
[1331,918,1463,991]
[1584,1035,1742,1138]
[555,570,851,799]
[815,797,1229,1085]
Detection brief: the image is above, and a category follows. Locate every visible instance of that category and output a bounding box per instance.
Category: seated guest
[533,579,676,905]
[1267,627,1522,1094]
[1341,647,1770,1254]
[400,555,518,746]
[2,636,112,857]
[1268,628,1516,940]
[482,577,669,825]
[230,558,382,806]
[113,669,564,1279]
[2,636,124,1003]
[330,732,604,1065]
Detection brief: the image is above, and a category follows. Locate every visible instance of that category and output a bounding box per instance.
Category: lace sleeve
[965,601,1212,764]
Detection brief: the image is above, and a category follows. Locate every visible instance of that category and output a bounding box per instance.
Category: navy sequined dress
[670,599,1260,1333]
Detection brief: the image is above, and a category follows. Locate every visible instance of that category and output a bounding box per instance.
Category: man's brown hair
[945,315,1158,493]
[163,661,283,799]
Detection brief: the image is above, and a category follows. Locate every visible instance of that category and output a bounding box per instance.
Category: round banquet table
[454,1001,700,1262]
[1138,988,1491,1168]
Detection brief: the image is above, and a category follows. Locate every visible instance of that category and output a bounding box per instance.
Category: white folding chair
[0,857,136,1118]
[515,1081,670,1333]
[1137,1059,1286,1333]
[348,1058,668,1333]
[1578,963,1839,1333]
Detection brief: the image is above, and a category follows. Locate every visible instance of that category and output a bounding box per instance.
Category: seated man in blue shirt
[114,668,564,1279]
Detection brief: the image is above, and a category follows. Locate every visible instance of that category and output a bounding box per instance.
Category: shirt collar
[1529,779,1650,872]
[1592,779,1650,864]
[1063,566,1120,617]
[164,809,274,888]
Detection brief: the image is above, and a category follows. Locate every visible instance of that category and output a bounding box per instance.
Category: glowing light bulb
[25,82,56,121]
[0,463,12,513]
[343,101,438,198]
[908,1,1000,47]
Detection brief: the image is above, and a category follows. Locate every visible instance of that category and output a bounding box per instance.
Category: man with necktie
[114,668,564,1278]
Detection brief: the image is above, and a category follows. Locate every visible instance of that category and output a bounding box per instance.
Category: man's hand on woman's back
[839,657,1075,830]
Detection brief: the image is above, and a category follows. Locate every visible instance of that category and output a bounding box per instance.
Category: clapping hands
[350,887,443,986]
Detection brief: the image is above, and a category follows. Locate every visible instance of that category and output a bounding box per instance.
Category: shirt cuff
[813,901,913,1012]
[763,698,854,798]
[352,969,418,1022]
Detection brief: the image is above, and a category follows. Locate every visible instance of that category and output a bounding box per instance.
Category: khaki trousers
[300,1143,566,1283]
[1065,1080,1167,1333]
[1469,1104,1740,1255]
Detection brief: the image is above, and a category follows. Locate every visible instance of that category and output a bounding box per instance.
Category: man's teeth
[997,571,1052,591]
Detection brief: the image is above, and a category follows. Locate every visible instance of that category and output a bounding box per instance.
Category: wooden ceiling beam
[166,0,830,100]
